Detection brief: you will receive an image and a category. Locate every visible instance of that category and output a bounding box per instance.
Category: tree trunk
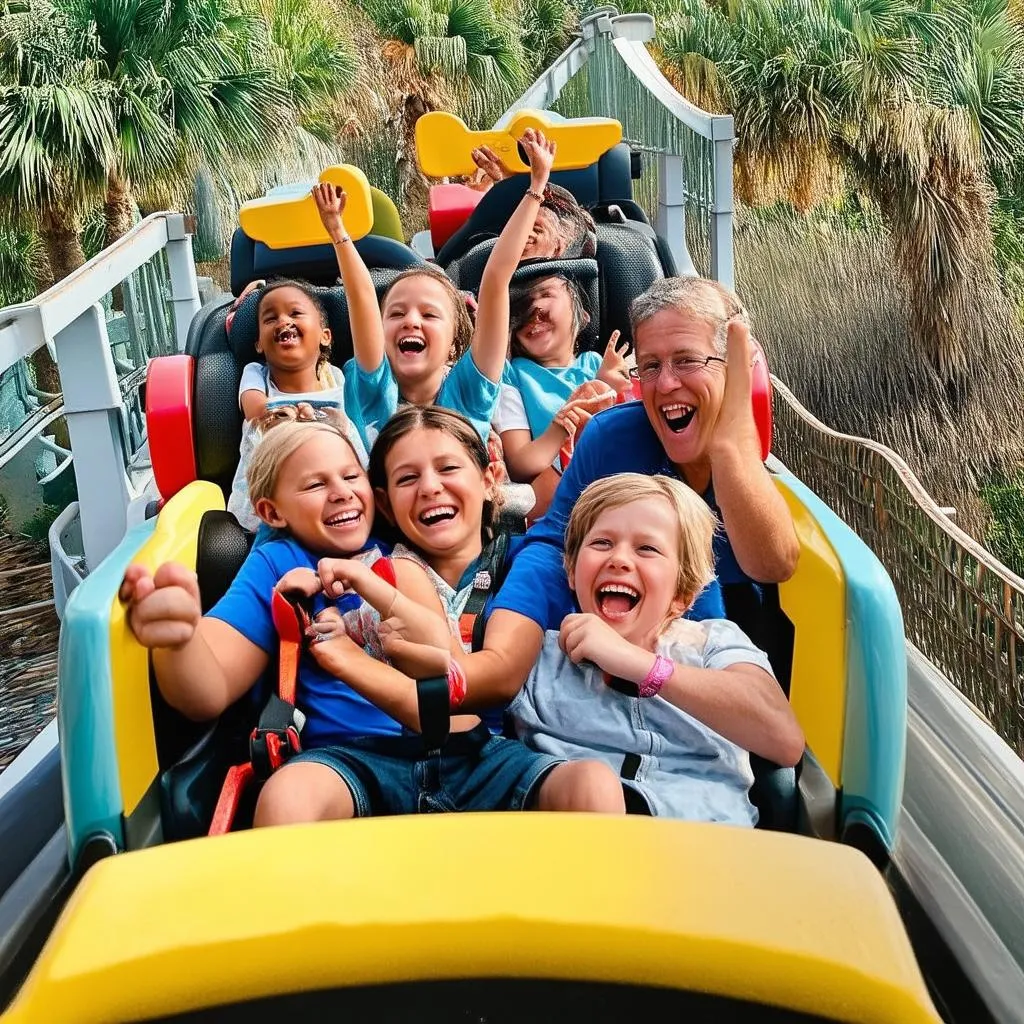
[104,169,136,311]
[32,208,87,397]
[103,168,135,249]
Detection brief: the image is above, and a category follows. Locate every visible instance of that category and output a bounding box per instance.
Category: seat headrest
[594,223,667,351]
[434,143,635,268]
[230,229,424,297]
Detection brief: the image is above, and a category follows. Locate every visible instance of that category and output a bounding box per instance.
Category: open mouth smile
[596,582,641,621]
[323,509,362,529]
[418,504,457,526]
[397,336,427,356]
[660,403,696,434]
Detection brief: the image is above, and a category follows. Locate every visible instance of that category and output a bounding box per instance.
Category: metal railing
[495,6,735,288]
[0,214,199,601]
[772,377,1024,759]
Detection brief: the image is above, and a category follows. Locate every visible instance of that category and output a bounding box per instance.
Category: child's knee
[253,762,356,827]
[536,760,626,813]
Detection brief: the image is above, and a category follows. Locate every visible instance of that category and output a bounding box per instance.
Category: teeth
[661,403,693,417]
[599,583,639,598]
[325,509,360,526]
[420,505,456,523]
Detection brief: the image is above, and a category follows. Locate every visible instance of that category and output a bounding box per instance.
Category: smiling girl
[227,280,367,531]
[311,128,564,453]
[509,473,804,822]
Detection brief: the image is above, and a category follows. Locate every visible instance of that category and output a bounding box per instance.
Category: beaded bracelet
[525,187,545,203]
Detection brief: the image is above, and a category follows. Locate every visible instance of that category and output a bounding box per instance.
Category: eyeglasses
[629,354,727,384]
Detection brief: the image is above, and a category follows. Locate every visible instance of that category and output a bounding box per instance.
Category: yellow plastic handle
[238,165,374,249]
[415,109,623,178]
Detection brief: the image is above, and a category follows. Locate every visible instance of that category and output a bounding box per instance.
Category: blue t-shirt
[492,402,763,630]
[501,351,602,439]
[343,351,500,450]
[208,535,401,746]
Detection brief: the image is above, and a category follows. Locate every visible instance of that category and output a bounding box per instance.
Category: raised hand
[558,612,650,682]
[120,562,201,650]
[596,330,632,395]
[519,127,556,192]
[311,182,348,244]
[468,145,508,191]
[709,317,760,463]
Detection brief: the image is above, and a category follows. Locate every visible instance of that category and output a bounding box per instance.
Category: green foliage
[982,472,1024,574]
[0,225,45,304]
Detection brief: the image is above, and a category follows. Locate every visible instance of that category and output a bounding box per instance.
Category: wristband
[525,187,545,203]
[447,659,467,709]
[638,654,673,698]
[332,235,352,246]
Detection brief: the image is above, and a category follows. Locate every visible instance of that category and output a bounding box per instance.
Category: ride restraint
[207,542,510,835]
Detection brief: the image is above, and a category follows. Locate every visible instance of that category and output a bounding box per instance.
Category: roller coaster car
[3,141,936,1021]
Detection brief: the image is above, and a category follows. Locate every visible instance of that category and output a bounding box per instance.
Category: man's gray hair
[629,276,749,355]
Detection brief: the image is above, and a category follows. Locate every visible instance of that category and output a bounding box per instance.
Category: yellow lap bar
[238,165,374,250]
[416,110,623,177]
[3,816,938,1023]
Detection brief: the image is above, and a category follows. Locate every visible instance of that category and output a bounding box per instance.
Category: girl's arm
[312,183,386,374]
[240,390,269,421]
[470,128,555,383]
[121,563,268,721]
[501,424,567,482]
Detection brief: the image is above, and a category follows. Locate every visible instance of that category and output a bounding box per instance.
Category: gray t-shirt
[510,618,771,825]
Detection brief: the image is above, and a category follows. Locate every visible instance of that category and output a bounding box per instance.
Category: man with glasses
[446,277,800,710]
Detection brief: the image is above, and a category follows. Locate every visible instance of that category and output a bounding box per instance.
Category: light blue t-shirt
[208,536,400,746]
[497,351,602,440]
[343,351,500,450]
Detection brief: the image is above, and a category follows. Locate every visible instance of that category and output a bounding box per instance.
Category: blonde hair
[246,420,361,506]
[564,473,718,601]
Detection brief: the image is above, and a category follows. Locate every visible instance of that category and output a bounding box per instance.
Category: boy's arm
[312,183,385,374]
[559,613,805,767]
[122,563,268,721]
[471,129,555,384]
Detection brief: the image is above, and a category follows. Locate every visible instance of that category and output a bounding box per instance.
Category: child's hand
[312,182,349,244]
[274,567,321,599]
[519,127,555,192]
[120,563,201,650]
[596,331,632,395]
[379,619,452,677]
[307,608,364,675]
[316,557,372,600]
[468,146,507,191]
[559,612,652,683]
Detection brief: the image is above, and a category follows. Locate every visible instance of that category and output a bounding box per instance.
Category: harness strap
[457,532,511,651]
[416,675,451,751]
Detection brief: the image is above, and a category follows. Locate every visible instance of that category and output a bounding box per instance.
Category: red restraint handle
[147,355,198,501]
[751,340,772,462]
[428,183,484,253]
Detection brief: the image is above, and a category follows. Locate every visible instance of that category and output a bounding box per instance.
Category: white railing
[495,7,735,287]
[0,214,199,601]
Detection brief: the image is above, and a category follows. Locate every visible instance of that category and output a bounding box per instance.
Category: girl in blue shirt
[310,128,566,452]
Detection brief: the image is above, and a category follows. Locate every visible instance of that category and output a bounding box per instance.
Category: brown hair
[368,405,501,544]
[542,184,597,258]
[257,278,332,373]
[509,273,589,360]
[247,420,363,508]
[380,267,474,363]
[563,473,718,602]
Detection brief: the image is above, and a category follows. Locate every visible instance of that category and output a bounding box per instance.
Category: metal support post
[53,304,132,572]
[710,133,735,291]
[165,213,201,353]
[656,152,697,277]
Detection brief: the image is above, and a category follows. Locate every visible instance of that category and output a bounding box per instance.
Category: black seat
[435,143,637,268]
[157,511,259,841]
[185,271,416,500]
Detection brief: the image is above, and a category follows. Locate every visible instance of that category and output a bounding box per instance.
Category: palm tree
[361,0,529,212]
[657,0,1024,381]
[0,0,116,390]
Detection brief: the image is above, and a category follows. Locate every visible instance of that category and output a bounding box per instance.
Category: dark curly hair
[256,278,332,372]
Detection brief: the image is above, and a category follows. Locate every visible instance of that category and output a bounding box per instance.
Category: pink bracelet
[637,655,673,698]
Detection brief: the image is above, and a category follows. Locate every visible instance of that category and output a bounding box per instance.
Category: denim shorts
[289,725,564,817]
